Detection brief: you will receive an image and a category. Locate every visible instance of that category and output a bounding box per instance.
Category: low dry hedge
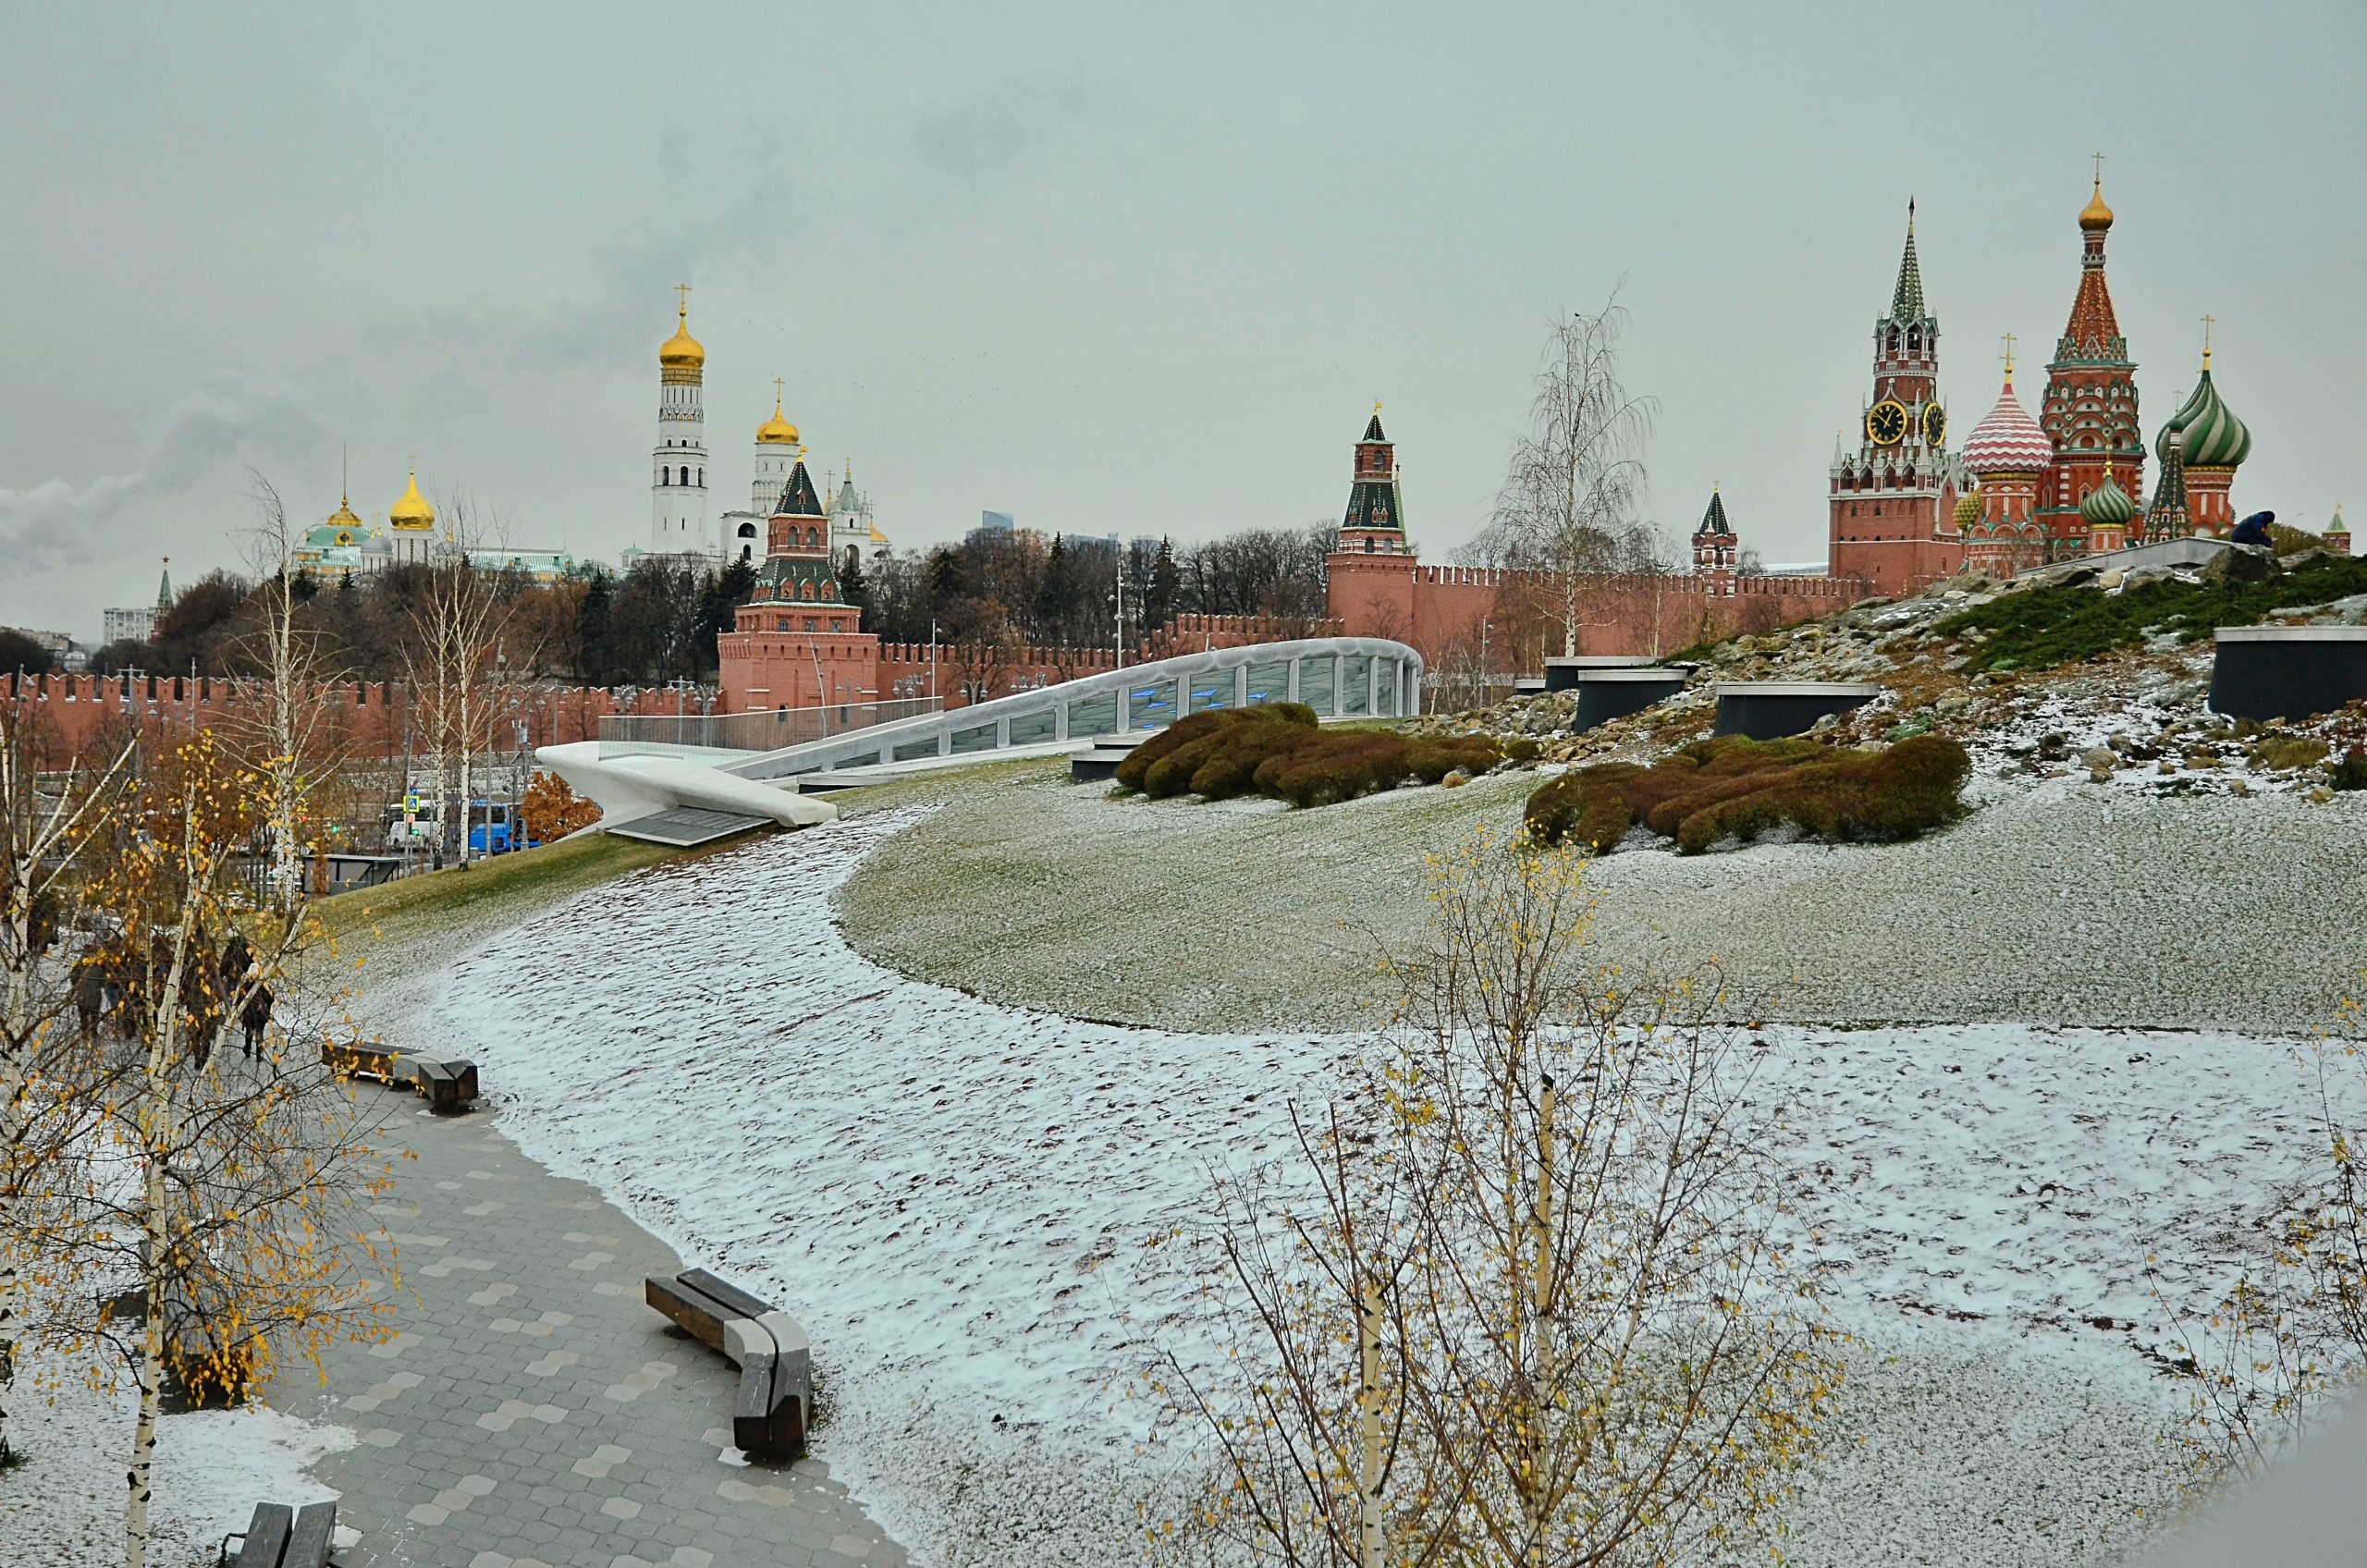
[1524,732,1970,855]
[1113,705,1507,808]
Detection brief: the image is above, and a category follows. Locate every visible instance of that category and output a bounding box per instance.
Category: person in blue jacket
[2229,510,2276,547]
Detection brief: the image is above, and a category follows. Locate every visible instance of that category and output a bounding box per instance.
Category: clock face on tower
[1866,399,1908,446]
[1921,403,1947,447]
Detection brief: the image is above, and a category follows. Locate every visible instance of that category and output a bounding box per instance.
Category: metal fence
[596,698,944,758]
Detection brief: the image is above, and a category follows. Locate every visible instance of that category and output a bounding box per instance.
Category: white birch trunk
[1356,1277,1383,1568]
[124,924,190,1568]
[123,1145,167,1568]
[0,863,31,1461]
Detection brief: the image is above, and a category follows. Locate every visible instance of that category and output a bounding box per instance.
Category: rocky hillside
[1411,546,2367,802]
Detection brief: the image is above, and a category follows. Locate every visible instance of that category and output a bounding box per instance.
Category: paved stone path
[269,1084,908,1568]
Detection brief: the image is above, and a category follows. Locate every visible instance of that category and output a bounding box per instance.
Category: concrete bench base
[323,1041,478,1114]
[1570,667,1693,731]
[2211,627,2367,721]
[1070,745,1137,782]
[1712,682,1883,741]
[646,1269,810,1461]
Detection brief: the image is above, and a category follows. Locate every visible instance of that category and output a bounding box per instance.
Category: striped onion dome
[2079,464,2138,528]
[1953,491,1981,531]
[2168,367,2251,468]
[1960,374,2053,473]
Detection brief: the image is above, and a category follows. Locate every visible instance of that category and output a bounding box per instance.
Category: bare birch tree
[1153,827,1846,1567]
[402,498,509,866]
[1388,833,1842,1565]
[237,474,349,911]
[1476,296,1665,657]
[1147,1091,1453,1568]
[67,732,394,1567]
[0,709,132,1463]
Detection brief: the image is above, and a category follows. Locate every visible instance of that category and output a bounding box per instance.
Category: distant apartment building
[102,605,157,646]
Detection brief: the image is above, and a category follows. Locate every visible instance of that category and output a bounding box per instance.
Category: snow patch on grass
[403,806,2328,1567]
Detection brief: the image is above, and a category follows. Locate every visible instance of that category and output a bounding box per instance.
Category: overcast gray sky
[4,1,2360,639]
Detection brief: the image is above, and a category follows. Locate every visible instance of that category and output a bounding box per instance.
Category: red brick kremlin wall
[722,614,1330,714]
[6,673,705,762]
[1324,553,1868,665]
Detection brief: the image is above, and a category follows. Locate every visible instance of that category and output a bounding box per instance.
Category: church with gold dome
[647,288,892,571]
[289,464,580,583]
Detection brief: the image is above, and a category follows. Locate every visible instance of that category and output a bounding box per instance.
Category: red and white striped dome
[1961,375,2053,474]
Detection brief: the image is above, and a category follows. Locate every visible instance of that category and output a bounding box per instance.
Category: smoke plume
[0,371,325,572]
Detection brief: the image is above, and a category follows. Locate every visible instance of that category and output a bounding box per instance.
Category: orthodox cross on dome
[675,281,693,320]
[2000,332,2017,378]
[2091,151,2106,184]
[773,374,785,406]
[2201,313,2215,368]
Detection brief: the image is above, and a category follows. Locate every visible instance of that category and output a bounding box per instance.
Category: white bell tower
[651,283,712,557]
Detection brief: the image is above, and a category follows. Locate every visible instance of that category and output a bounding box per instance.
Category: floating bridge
[539,638,1425,839]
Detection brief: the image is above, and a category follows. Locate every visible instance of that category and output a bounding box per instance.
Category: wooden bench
[220,1500,337,1567]
[645,1268,810,1460]
[321,1041,479,1114]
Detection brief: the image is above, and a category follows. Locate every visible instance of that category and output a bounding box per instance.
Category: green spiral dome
[2079,468,2138,528]
[2172,368,2252,469]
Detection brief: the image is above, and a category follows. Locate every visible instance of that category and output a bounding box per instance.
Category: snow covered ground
[407,807,2349,1567]
[0,1349,354,1567]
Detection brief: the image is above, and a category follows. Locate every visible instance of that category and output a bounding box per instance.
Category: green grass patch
[1525,732,1970,855]
[315,831,697,952]
[1114,704,1506,808]
[1937,554,2367,673]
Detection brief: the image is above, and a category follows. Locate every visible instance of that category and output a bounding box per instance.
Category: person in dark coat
[2231,510,2276,547]
[218,930,252,991]
[173,929,221,1069]
[239,983,274,1059]
[72,959,105,1040]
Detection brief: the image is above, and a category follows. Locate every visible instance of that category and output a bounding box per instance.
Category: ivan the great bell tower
[1828,202,1966,596]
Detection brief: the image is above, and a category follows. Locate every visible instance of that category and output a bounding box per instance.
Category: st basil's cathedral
[1827,168,2265,597]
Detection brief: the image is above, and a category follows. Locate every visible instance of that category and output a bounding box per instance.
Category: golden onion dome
[388,469,436,530]
[658,305,705,371]
[324,495,364,532]
[2079,178,2115,232]
[755,398,800,447]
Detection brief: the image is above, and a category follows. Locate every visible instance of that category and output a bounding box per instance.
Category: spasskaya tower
[1828,202,1967,595]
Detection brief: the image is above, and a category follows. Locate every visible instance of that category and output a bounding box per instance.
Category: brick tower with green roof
[1827,201,1968,596]
[718,451,881,709]
[1337,405,1410,557]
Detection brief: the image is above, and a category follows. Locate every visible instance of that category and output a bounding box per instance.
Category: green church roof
[2169,367,2251,469]
[2079,467,2138,528]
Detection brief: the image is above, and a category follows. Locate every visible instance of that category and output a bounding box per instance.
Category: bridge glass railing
[950,722,999,754]
[1129,680,1176,729]
[1376,658,1400,717]
[1010,708,1058,745]
[1069,691,1118,738]
[597,697,941,758]
[1341,655,1371,716]
[1300,655,1335,713]
[1246,660,1290,704]
[1184,672,1230,713]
